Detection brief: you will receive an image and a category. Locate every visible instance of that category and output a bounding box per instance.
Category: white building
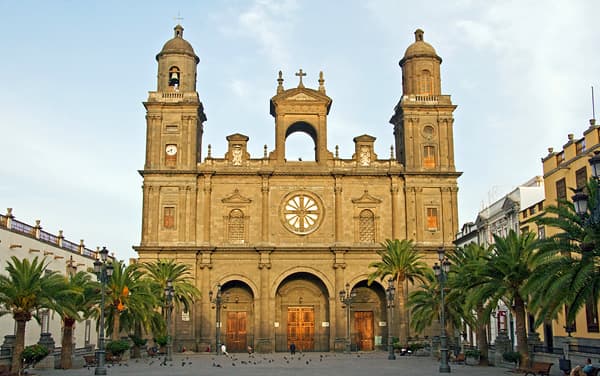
[0,208,100,354]
[455,176,545,349]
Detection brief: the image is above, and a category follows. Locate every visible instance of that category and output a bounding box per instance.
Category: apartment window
[426,208,439,230]
[556,152,565,164]
[359,209,375,243]
[529,206,536,215]
[84,320,91,346]
[556,178,567,203]
[522,210,528,219]
[227,209,245,244]
[538,202,544,211]
[586,297,599,332]
[576,140,586,155]
[423,145,436,168]
[164,206,175,229]
[537,225,545,240]
[576,167,588,189]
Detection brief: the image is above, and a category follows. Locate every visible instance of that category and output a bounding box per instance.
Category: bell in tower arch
[169,67,180,87]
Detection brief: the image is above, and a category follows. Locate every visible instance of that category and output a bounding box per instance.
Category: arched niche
[285,121,317,161]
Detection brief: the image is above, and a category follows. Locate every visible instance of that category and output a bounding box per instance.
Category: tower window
[423,145,436,168]
[419,70,433,95]
[358,209,375,243]
[426,208,438,230]
[164,206,175,229]
[169,67,180,88]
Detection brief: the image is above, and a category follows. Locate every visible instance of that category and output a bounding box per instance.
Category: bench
[83,355,97,368]
[451,353,465,364]
[516,361,553,376]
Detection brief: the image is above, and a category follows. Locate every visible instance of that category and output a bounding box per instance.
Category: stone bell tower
[390,28,457,174]
[139,25,207,248]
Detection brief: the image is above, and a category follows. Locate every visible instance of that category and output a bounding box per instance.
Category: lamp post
[572,151,600,224]
[93,247,114,376]
[164,279,175,362]
[385,277,396,360]
[433,248,451,373]
[339,282,356,353]
[209,284,224,355]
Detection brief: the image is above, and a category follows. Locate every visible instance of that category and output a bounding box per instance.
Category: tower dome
[400,29,441,66]
[156,24,199,63]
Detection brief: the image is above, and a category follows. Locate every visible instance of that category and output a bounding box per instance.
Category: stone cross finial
[174,12,184,25]
[295,69,306,88]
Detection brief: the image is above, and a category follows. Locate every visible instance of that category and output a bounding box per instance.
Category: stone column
[334,176,343,242]
[332,249,347,352]
[257,249,273,352]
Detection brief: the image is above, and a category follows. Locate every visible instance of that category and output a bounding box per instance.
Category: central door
[226,311,247,352]
[287,307,314,351]
[354,311,374,351]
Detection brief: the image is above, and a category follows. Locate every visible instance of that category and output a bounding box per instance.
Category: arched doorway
[351,281,386,351]
[220,281,254,352]
[275,272,330,352]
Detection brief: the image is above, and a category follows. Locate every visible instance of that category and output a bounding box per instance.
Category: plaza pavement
[30,352,567,376]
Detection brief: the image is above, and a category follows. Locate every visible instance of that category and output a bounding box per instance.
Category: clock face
[165,145,178,156]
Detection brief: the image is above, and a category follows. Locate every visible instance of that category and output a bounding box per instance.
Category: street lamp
[209,284,224,355]
[93,247,114,376]
[385,277,396,360]
[572,151,600,224]
[433,248,451,373]
[164,279,175,362]
[339,282,356,353]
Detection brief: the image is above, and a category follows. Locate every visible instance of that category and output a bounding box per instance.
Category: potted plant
[106,339,130,361]
[465,349,481,365]
[22,344,50,370]
[154,335,168,354]
[502,351,521,367]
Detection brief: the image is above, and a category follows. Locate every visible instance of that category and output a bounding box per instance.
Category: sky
[1,0,599,262]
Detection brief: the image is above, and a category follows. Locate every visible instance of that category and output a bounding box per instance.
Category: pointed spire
[277,71,284,93]
[318,71,325,93]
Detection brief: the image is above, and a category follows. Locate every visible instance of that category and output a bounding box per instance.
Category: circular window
[422,125,435,139]
[280,191,323,235]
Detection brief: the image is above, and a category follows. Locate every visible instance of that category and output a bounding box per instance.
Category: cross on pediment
[295,69,306,88]
[174,12,184,24]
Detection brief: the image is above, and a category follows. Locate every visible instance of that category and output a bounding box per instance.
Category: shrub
[465,349,481,358]
[106,340,130,356]
[502,351,521,365]
[408,342,427,352]
[154,335,168,347]
[22,344,49,366]
[129,334,147,347]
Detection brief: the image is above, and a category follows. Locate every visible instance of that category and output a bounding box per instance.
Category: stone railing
[0,209,98,260]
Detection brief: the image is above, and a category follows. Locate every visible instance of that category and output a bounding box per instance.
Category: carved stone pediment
[288,92,317,101]
[222,189,252,204]
[351,190,382,204]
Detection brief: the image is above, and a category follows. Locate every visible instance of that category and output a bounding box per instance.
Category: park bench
[106,353,121,365]
[83,355,97,368]
[516,361,553,376]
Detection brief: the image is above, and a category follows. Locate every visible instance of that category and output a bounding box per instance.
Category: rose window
[281,192,323,235]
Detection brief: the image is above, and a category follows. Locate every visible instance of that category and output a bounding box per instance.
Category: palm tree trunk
[513,295,529,365]
[112,311,120,340]
[475,304,489,366]
[396,277,408,345]
[60,317,76,369]
[12,316,28,375]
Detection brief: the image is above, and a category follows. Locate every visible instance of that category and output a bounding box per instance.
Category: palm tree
[408,270,467,336]
[467,230,538,365]
[447,243,493,365]
[139,259,201,315]
[57,271,98,369]
[368,239,430,344]
[0,256,69,374]
[527,179,600,330]
[104,261,156,340]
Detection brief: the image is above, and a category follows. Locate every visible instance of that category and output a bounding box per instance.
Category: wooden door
[287,307,314,351]
[226,311,247,352]
[354,311,374,351]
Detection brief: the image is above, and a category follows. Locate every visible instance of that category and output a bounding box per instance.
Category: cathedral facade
[135,25,461,353]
